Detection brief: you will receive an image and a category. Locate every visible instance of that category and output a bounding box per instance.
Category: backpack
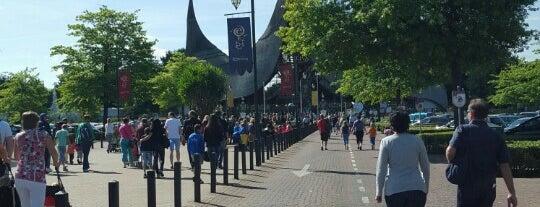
[80,125,91,142]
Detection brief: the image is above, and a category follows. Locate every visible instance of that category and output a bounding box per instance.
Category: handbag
[162,134,170,148]
[445,126,469,185]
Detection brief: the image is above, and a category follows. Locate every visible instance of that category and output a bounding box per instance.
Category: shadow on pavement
[89,170,122,175]
[313,170,375,176]
[229,183,267,190]
[194,201,227,207]
[213,192,245,198]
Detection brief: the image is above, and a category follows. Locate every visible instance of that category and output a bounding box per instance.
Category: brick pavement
[30,131,540,206]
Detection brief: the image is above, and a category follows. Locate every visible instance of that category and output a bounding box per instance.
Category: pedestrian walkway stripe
[354,168,358,171]
[359,187,365,192]
[362,197,370,204]
[352,163,356,167]
[356,179,362,184]
[351,160,356,163]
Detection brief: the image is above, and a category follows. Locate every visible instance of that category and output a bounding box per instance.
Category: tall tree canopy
[0,68,49,122]
[150,52,227,115]
[489,60,540,106]
[51,6,158,122]
[278,0,537,104]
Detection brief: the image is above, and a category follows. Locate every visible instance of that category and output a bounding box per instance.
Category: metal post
[234,145,239,179]
[270,134,274,157]
[249,140,254,170]
[223,146,229,185]
[211,152,217,193]
[147,170,156,207]
[108,180,119,207]
[194,154,201,202]
[273,134,278,155]
[266,135,270,160]
[261,135,265,163]
[241,145,247,174]
[255,136,261,166]
[174,162,181,207]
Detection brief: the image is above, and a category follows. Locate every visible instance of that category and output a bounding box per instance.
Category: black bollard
[223,146,229,185]
[174,162,181,207]
[261,136,265,164]
[233,146,239,179]
[147,170,156,207]
[272,135,278,156]
[269,134,274,157]
[108,180,119,207]
[277,134,281,153]
[241,144,247,174]
[266,135,270,160]
[194,153,201,202]
[101,136,104,148]
[255,137,261,166]
[210,152,217,193]
[249,140,254,170]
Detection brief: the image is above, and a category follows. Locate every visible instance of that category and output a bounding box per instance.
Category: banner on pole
[226,86,234,108]
[118,69,131,101]
[227,17,252,75]
[311,91,318,106]
[279,63,293,96]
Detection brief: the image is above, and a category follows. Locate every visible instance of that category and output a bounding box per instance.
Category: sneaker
[320,146,323,151]
[325,147,328,150]
[63,166,68,172]
[144,174,147,179]
[83,169,89,173]
[360,146,362,150]
[372,145,375,150]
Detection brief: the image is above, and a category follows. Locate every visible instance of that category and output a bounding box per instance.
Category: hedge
[415,132,540,177]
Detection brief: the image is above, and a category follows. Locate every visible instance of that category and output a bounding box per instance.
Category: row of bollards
[107,125,317,206]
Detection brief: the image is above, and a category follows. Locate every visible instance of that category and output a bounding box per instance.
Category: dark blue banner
[227,17,252,75]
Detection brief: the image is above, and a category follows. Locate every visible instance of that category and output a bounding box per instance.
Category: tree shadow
[313,170,375,176]
[229,183,267,190]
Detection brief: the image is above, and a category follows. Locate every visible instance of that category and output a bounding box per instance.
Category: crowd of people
[0,99,520,206]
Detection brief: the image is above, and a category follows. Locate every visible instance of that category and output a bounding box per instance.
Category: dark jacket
[204,127,223,147]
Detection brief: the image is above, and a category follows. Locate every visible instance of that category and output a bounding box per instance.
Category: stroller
[107,135,121,153]
[0,163,20,207]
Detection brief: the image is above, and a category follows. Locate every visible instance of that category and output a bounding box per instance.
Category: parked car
[487,114,520,128]
[435,119,504,134]
[504,116,540,138]
[411,116,451,127]
[518,111,540,118]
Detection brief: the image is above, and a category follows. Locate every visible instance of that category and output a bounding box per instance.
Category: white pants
[14,178,46,207]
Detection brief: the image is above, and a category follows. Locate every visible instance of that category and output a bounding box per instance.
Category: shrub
[506,141,540,177]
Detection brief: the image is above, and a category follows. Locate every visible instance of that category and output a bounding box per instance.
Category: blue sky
[1,0,539,89]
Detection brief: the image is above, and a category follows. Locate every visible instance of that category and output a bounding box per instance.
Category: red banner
[118,69,131,101]
[279,63,293,96]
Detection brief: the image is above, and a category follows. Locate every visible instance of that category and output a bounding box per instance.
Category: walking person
[76,115,94,172]
[341,120,350,150]
[139,127,153,178]
[38,113,53,173]
[105,118,117,153]
[188,124,205,183]
[352,115,365,150]
[0,117,13,163]
[149,119,166,178]
[204,114,223,169]
[165,112,182,169]
[366,122,377,150]
[13,111,60,207]
[119,117,135,168]
[375,112,430,206]
[446,99,517,207]
[55,124,69,171]
[183,110,201,169]
[317,114,330,150]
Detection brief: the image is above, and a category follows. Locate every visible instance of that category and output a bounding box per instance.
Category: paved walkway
[33,131,540,206]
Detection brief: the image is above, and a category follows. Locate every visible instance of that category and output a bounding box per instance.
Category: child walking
[366,122,377,150]
[341,121,350,150]
[55,124,69,171]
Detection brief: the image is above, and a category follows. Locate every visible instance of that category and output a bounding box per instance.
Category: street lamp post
[316,72,320,115]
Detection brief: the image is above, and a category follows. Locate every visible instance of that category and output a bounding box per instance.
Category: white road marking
[351,160,356,163]
[362,197,370,204]
[354,168,358,171]
[291,164,312,178]
[356,179,362,184]
[352,163,357,167]
[359,187,365,192]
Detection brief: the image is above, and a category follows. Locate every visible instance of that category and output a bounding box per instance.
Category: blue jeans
[57,146,66,165]
[120,138,134,164]
[342,134,349,145]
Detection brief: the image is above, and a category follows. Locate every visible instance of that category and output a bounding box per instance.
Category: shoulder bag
[445,126,470,185]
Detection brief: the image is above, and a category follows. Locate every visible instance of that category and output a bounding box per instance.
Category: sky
[1,0,539,89]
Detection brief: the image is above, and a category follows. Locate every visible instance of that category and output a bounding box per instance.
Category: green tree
[0,68,49,122]
[489,60,540,106]
[278,0,536,103]
[150,52,227,115]
[51,6,158,122]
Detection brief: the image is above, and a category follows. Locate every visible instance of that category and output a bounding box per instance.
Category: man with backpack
[76,115,94,173]
[317,114,330,150]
